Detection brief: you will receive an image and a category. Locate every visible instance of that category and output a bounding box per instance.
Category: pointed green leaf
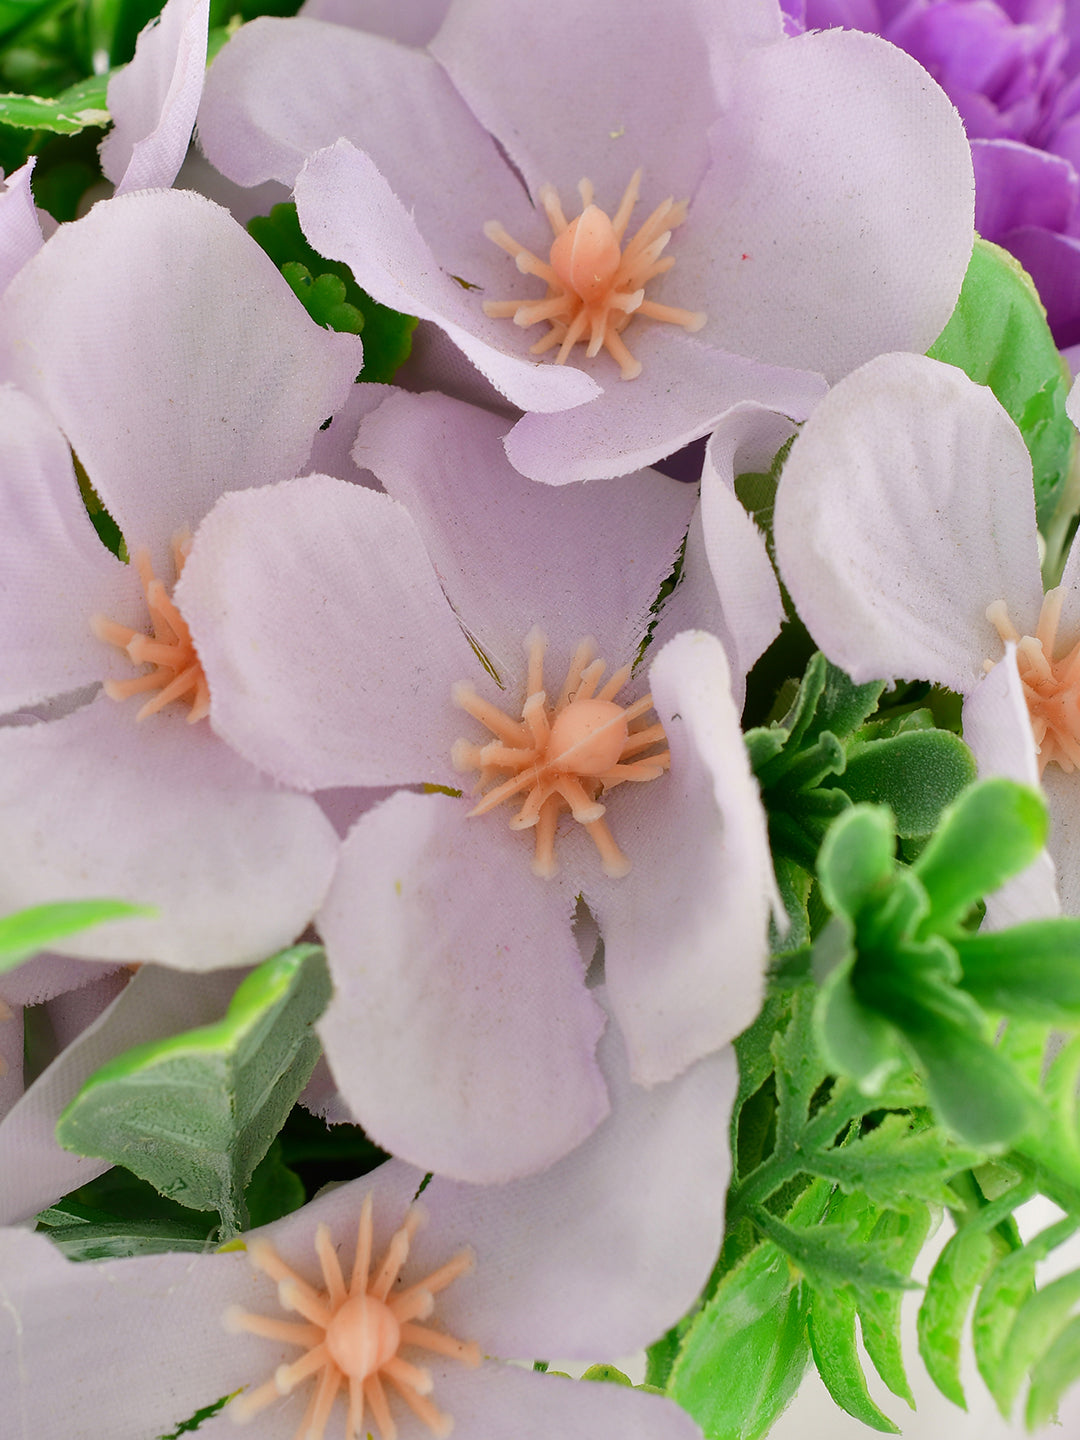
[913,779,1047,936]
[0,74,110,133]
[858,1203,933,1407]
[808,1287,900,1432]
[751,1207,919,1302]
[835,730,976,838]
[993,1263,1080,1417]
[55,945,331,1235]
[954,919,1080,1021]
[804,1114,984,1208]
[0,898,153,972]
[805,661,884,744]
[1026,1311,1080,1429]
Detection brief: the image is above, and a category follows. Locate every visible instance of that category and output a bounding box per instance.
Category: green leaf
[1027,1311,1080,1429]
[814,916,908,1095]
[816,804,897,922]
[281,263,365,335]
[804,1114,984,1208]
[834,731,976,838]
[0,897,152,971]
[752,1207,919,1302]
[808,1286,900,1432]
[953,918,1080,1022]
[0,73,109,133]
[857,1203,933,1406]
[55,944,331,1235]
[927,236,1076,550]
[913,778,1047,936]
[919,1225,1003,1408]
[993,1263,1080,1417]
[243,1136,305,1228]
[580,1363,632,1385]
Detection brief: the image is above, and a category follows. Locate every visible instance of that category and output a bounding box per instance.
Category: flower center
[482,169,705,379]
[986,587,1080,773]
[224,1191,480,1440]
[452,628,670,879]
[90,531,210,723]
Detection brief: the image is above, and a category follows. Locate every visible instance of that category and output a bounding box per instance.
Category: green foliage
[55,944,331,1235]
[0,896,151,972]
[0,70,106,129]
[927,237,1077,571]
[247,202,417,382]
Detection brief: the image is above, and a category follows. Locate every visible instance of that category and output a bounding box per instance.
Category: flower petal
[685,30,974,380]
[352,389,696,679]
[0,189,363,572]
[178,475,478,790]
[317,790,609,1183]
[584,631,772,1085]
[774,352,1044,688]
[0,698,338,969]
[0,159,42,295]
[101,0,210,194]
[300,0,450,43]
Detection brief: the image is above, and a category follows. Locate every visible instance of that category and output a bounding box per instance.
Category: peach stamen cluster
[224,1193,480,1440]
[452,628,670,879]
[986,587,1080,772]
[482,168,705,379]
[91,531,209,723]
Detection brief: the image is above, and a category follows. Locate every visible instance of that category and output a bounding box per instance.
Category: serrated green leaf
[56,945,331,1235]
[1026,1311,1080,1429]
[805,1114,984,1207]
[808,1286,901,1432]
[953,918,1080,1022]
[834,730,976,839]
[913,779,1047,937]
[927,237,1077,556]
[817,804,897,922]
[752,1207,919,1301]
[804,661,884,745]
[0,897,152,971]
[858,1203,933,1406]
[0,73,109,132]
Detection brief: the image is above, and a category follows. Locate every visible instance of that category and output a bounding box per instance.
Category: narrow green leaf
[55,945,331,1235]
[752,1207,919,1301]
[835,731,976,839]
[993,1263,1080,1417]
[1026,1312,1080,1429]
[913,779,1047,936]
[805,1114,984,1208]
[808,1287,900,1432]
[954,919,1080,1022]
[817,804,897,922]
[0,898,153,971]
[918,1225,1002,1408]
[858,1203,933,1406]
[0,74,109,133]
[813,916,907,1095]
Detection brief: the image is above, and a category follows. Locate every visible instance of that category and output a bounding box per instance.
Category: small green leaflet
[55,944,331,1236]
[0,897,152,973]
[0,74,109,132]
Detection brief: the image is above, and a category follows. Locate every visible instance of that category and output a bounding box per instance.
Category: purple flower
[785,0,1080,347]
[0,1010,732,1440]
[0,188,364,968]
[197,0,974,482]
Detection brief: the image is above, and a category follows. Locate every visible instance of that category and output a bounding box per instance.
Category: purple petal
[317,791,609,1182]
[178,476,479,790]
[0,159,42,295]
[0,698,338,969]
[971,137,1079,238]
[585,631,772,1085]
[1004,223,1080,346]
[418,1009,736,1360]
[102,0,210,194]
[774,353,1044,689]
[0,189,363,572]
[685,29,974,380]
[300,0,450,42]
[502,328,826,483]
[352,389,697,678]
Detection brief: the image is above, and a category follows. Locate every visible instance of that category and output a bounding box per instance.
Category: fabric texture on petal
[101,0,210,194]
[317,791,609,1183]
[300,0,450,43]
[774,352,1044,689]
[0,159,42,296]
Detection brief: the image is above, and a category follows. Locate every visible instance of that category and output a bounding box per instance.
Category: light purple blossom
[784,0,1080,347]
[174,388,776,1181]
[0,1009,733,1440]
[0,160,43,294]
[196,0,973,482]
[0,188,364,968]
[772,350,1065,921]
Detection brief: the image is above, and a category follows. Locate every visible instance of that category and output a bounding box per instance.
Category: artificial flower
[174,387,775,1181]
[0,1006,733,1440]
[0,187,364,968]
[772,349,1065,916]
[196,0,974,482]
[0,159,43,294]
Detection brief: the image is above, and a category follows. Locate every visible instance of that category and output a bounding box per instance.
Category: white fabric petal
[0,698,338,970]
[0,965,241,1224]
[301,381,391,486]
[0,954,119,1009]
[685,30,974,380]
[178,476,479,790]
[300,0,450,43]
[0,189,363,573]
[962,650,1061,927]
[294,139,599,413]
[774,353,1045,689]
[418,1015,736,1360]
[430,0,718,203]
[317,791,609,1183]
[585,631,772,1085]
[0,384,144,714]
[0,1226,272,1439]
[1041,766,1080,918]
[353,389,696,681]
[45,967,128,1052]
[0,159,42,295]
[648,503,743,700]
[101,0,210,194]
[502,328,826,483]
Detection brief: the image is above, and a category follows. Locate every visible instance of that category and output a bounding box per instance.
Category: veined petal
[774,352,1045,688]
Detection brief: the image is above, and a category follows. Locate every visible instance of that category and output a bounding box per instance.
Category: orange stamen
[482,169,705,379]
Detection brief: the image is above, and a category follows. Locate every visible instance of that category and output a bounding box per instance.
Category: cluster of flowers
[1,0,1078,1436]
